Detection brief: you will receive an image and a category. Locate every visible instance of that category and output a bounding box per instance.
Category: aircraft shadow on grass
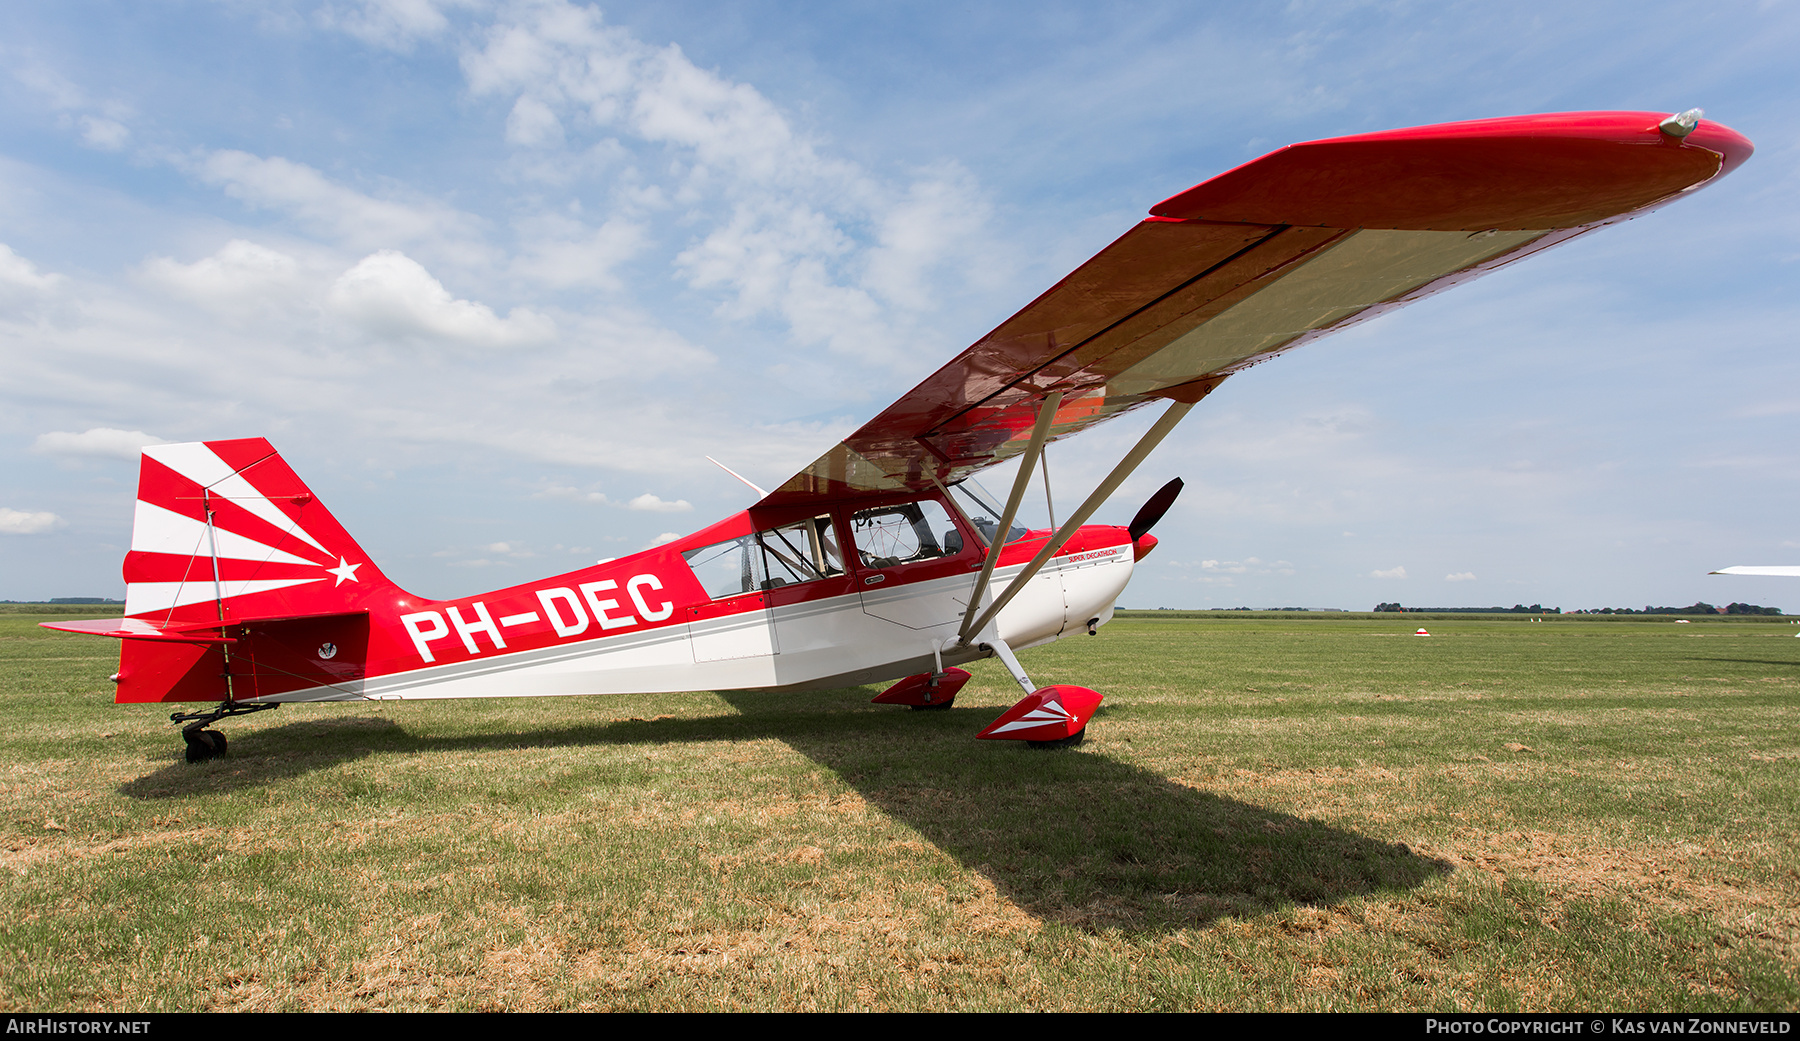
[715,689,1454,931]
[1681,656,1800,670]
[119,687,1451,931]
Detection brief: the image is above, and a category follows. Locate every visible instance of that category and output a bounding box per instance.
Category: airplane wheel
[910,698,955,711]
[184,730,212,763]
[184,729,225,763]
[1028,728,1085,750]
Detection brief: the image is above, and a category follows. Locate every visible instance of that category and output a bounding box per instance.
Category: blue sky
[1,0,1796,612]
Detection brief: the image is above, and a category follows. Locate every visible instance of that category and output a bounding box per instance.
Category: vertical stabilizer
[123,438,397,625]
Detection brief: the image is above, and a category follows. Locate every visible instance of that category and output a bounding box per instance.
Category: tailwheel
[171,698,276,763]
[183,727,226,763]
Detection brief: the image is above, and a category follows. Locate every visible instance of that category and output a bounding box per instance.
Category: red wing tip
[1150,110,1753,230]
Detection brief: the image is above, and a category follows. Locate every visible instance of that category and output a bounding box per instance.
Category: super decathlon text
[399,575,676,662]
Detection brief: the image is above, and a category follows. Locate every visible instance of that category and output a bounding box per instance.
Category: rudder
[123,438,395,626]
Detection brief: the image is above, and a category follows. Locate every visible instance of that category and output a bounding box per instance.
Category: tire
[1028,727,1085,750]
[184,729,226,762]
[183,730,215,763]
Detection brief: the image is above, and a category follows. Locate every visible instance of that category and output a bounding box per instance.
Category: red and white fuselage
[53,438,1135,707]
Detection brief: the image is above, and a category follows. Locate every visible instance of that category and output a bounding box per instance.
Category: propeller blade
[1128,478,1183,541]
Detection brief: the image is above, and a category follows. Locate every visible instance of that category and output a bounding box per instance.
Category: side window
[683,516,847,599]
[850,499,963,570]
[682,536,766,600]
[759,516,845,587]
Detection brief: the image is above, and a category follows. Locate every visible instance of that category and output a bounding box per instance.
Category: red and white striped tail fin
[123,438,395,625]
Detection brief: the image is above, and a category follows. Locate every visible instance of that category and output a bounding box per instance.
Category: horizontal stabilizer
[41,617,236,645]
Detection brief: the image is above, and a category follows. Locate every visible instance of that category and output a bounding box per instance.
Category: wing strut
[956,392,1062,646]
[955,397,1196,649]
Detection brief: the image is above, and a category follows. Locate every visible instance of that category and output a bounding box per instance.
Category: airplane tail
[120,438,395,624]
[45,438,404,704]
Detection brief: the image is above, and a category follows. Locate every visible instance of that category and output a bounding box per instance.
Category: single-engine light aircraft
[46,111,1753,761]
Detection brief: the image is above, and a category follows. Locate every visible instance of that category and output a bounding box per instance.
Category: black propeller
[1128,478,1184,541]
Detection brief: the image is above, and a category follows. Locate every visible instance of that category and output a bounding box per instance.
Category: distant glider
[44,110,1754,760]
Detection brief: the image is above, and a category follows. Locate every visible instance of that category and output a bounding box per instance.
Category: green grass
[1,611,1795,1010]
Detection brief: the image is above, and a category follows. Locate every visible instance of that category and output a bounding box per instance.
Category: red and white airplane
[46,110,1753,761]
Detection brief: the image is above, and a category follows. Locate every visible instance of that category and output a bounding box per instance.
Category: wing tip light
[1659,108,1704,139]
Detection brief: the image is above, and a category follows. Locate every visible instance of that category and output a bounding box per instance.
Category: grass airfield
[1,608,1795,1011]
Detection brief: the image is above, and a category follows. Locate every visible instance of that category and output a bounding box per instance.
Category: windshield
[947,479,1029,547]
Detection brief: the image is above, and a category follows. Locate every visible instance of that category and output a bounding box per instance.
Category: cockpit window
[947,480,1029,547]
[760,516,844,586]
[683,515,845,600]
[683,535,765,600]
[850,499,963,570]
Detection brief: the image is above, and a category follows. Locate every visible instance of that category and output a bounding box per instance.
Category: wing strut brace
[956,392,1062,646]
[955,397,1197,649]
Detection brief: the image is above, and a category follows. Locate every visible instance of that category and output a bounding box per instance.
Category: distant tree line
[1567,602,1783,616]
[1374,603,1559,613]
[0,598,123,605]
[1375,601,1784,616]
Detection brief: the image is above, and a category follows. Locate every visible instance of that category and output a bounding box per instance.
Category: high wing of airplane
[43,110,1754,762]
[1708,567,1799,632]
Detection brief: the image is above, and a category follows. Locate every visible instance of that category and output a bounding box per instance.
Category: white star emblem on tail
[327,557,362,585]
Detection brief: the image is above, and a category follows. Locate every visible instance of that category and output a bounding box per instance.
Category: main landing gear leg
[170,700,280,763]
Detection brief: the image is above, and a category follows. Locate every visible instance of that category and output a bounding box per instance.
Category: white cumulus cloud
[535,484,609,504]
[327,250,553,347]
[1445,571,1478,582]
[458,0,990,365]
[141,240,308,310]
[322,0,466,50]
[0,508,63,535]
[33,428,168,460]
[0,244,64,293]
[1371,565,1407,579]
[627,493,692,513]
